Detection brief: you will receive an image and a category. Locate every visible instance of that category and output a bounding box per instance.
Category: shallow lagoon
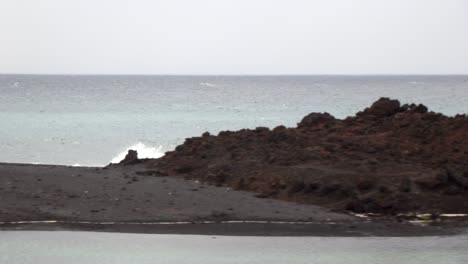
[1,231,467,264]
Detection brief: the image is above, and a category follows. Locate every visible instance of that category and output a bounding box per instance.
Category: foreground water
[0,231,467,264]
[0,75,467,165]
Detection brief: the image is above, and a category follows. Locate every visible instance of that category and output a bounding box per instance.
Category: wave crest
[199,82,217,87]
[110,142,164,164]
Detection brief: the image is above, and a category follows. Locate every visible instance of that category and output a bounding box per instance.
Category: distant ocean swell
[1,75,467,166]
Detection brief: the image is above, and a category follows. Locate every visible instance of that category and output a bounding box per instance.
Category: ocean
[0,75,467,166]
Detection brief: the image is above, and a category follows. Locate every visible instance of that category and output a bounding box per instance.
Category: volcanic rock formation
[143,98,468,215]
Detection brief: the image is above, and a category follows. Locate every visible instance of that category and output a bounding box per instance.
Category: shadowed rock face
[143,98,468,215]
[362,97,402,117]
[120,150,140,165]
[298,112,335,128]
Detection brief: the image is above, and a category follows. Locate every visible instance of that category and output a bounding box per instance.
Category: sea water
[0,75,467,166]
[0,231,467,264]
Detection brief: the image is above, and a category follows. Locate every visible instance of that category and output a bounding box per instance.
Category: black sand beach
[0,162,466,236]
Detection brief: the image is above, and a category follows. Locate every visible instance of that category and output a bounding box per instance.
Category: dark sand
[0,162,465,236]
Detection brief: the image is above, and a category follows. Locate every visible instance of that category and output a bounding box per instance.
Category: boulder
[297,112,335,128]
[364,97,401,117]
[120,150,140,165]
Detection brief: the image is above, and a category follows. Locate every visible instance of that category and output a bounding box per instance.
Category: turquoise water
[0,231,467,264]
[0,75,467,165]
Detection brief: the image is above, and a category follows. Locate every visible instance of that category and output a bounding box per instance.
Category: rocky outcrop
[361,97,402,117]
[120,150,140,165]
[298,112,335,128]
[145,98,468,215]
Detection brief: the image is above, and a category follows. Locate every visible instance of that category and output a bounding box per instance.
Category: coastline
[1,162,467,236]
[2,221,465,237]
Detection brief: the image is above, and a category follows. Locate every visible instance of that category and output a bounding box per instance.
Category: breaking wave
[110,142,164,164]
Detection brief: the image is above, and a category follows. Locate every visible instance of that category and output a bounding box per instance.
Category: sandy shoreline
[2,222,465,237]
[1,162,467,236]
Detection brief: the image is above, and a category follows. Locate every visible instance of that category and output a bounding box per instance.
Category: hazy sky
[1,0,467,75]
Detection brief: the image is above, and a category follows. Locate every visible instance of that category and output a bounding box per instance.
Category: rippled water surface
[0,231,467,264]
[1,75,467,165]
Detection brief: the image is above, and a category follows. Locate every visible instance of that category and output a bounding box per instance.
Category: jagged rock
[363,97,401,117]
[120,150,140,165]
[144,98,468,215]
[402,103,428,113]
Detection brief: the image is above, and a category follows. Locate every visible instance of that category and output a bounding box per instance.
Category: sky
[0,0,467,75]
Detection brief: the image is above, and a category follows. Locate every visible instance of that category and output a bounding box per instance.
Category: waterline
[1,231,467,264]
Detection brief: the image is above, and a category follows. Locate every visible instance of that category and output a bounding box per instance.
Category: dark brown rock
[298,112,335,128]
[145,98,468,215]
[120,150,140,165]
[363,97,401,117]
[399,177,412,193]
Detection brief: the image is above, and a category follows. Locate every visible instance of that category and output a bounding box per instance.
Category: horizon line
[1,73,468,77]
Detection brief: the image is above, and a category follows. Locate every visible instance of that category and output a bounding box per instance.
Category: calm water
[1,75,467,166]
[0,231,467,264]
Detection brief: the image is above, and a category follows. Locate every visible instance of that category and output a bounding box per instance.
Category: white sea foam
[199,82,217,87]
[110,142,164,164]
